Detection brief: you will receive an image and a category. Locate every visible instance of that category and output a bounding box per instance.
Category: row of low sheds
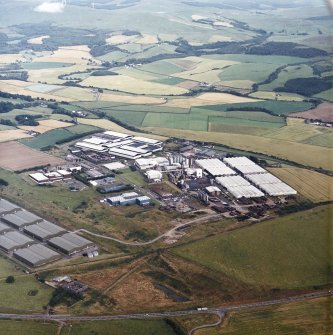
[197,157,297,199]
[74,131,163,160]
[0,198,96,268]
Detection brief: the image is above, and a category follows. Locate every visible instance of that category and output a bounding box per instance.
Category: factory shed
[29,172,50,184]
[108,147,142,159]
[23,220,67,241]
[136,196,151,206]
[83,137,109,145]
[103,162,127,171]
[0,222,12,235]
[228,185,265,199]
[48,233,95,255]
[1,210,42,229]
[75,142,107,152]
[0,198,20,215]
[0,231,35,252]
[103,131,132,139]
[196,158,236,177]
[216,175,251,188]
[257,182,297,196]
[224,156,256,167]
[133,136,162,145]
[234,164,266,175]
[13,244,61,267]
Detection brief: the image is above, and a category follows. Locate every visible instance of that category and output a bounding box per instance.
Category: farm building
[1,210,42,229]
[23,220,67,241]
[0,231,35,252]
[195,158,236,177]
[0,198,20,215]
[47,233,95,255]
[29,172,50,184]
[13,244,61,267]
[0,222,12,235]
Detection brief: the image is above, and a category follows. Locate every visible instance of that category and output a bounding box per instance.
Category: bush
[5,275,15,284]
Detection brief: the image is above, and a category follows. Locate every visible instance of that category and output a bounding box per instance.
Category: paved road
[189,312,224,335]
[0,291,331,323]
[74,213,222,246]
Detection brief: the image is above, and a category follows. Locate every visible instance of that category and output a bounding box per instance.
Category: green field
[173,205,333,289]
[0,256,18,278]
[20,124,100,149]
[0,275,53,313]
[203,297,333,335]
[61,319,179,335]
[106,110,147,127]
[260,64,315,91]
[0,321,58,335]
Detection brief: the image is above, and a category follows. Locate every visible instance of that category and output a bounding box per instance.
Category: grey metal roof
[24,220,66,240]
[0,198,20,215]
[0,222,12,234]
[0,231,34,251]
[1,210,42,228]
[48,232,94,254]
[14,244,61,267]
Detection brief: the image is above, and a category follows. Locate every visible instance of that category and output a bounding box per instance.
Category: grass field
[60,320,178,335]
[173,205,333,289]
[22,62,73,70]
[249,91,305,101]
[0,321,58,335]
[201,297,333,335]
[81,75,188,95]
[20,124,100,149]
[145,124,333,170]
[268,167,333,203]
[0,275,53,313]
[0,256,18,278]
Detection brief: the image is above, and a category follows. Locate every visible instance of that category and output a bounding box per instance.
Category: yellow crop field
[106,34,139,45]
[0,129,32,142]
[0,53,26,64]
[145,127,333,170]
[18,119,71,133]
[0,80,73,102]
[52,86,99,101]
[77,118,167,141]
[165,92,260,108]
[81,75,188,95]
[27,35,50,45]
[268,167,333,203]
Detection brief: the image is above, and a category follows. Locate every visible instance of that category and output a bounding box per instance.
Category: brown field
[177,80,198,89]
[0,141,64,171]
[18,119,71,133]
[0,129,32,142]
[106,34,139,45]
[292,103,333,122]
[268,167,333,203]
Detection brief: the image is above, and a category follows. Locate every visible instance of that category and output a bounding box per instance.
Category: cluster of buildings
[0,198,97,268]
[105,191,151,206]
[29,166,82,185]
[74,131,163,160]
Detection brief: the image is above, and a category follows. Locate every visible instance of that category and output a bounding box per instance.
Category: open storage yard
[0,142,64,171]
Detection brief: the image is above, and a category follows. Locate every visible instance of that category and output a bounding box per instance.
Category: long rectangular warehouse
[48,233,95,255]
[246,173,297,196]
[13,244,61,267]
[0,222,12,235]
[228,185,265,199]
[0,231,35,252]
[1,210,42,229]
[216,175,251,188]
[23,220,67,241]
[224,156,266,175]
[0,199,20,215]
[196,158,236,177]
